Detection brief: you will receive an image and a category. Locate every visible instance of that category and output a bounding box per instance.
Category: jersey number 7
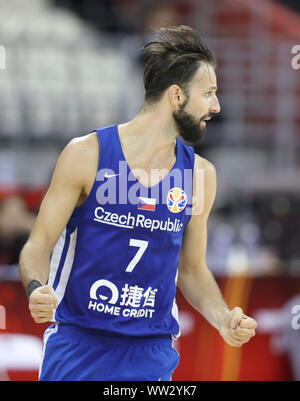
[125,239,148,273]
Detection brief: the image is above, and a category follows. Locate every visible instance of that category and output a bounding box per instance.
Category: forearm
[177,265,230,331]
[19,241,51,290]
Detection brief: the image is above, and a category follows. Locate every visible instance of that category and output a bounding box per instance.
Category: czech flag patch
[137,197,156,211]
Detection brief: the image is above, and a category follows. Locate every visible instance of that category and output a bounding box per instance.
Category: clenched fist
[219,307,257,347]
[28,285,58,324]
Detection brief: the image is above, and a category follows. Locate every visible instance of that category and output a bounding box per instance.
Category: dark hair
[142,25,216,104]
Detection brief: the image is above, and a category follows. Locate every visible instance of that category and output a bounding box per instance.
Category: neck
[119,101,178,160]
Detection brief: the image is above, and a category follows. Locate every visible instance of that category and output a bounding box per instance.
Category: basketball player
[19,26,257,381]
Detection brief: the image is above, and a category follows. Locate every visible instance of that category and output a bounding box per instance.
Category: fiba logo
[167,187,187,213]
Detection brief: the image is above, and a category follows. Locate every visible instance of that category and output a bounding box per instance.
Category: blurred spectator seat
[0,333,42,375]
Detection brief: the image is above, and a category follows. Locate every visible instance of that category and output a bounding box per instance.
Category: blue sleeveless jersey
[48,124,195,338]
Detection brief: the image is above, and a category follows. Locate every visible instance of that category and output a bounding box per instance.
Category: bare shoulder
[67,131,99,159]
[192,154,217,216]
[194,153,216,176]
[64,132,99,171]
[193,153,217,192]
[53,132,99,192]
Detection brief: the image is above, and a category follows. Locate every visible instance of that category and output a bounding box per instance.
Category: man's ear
[168,84,186,108]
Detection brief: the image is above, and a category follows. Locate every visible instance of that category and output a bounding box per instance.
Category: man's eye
[205,92,212,97]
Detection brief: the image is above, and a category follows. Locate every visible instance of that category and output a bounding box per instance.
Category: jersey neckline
[114,124,180,191]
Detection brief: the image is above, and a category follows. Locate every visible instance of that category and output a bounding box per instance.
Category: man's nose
[210,95,221,114]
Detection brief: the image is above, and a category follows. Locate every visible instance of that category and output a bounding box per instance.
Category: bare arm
[178,155,257,346]
[178,156,228,330]
[19,134,97,322]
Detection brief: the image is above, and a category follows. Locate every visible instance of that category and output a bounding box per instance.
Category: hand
[28,285,58,324]
[219,307,257,347]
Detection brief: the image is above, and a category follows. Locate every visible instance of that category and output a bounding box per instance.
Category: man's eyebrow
[205,85,217,91]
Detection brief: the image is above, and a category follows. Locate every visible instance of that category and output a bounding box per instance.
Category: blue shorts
[39,324,180,381]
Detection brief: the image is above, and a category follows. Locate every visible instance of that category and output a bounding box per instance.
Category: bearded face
[172,97,212,145]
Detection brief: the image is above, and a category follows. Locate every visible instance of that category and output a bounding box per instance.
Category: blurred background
[0,0,300,381]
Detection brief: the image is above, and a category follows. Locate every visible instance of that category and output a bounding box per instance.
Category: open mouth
[201,118,211,125]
